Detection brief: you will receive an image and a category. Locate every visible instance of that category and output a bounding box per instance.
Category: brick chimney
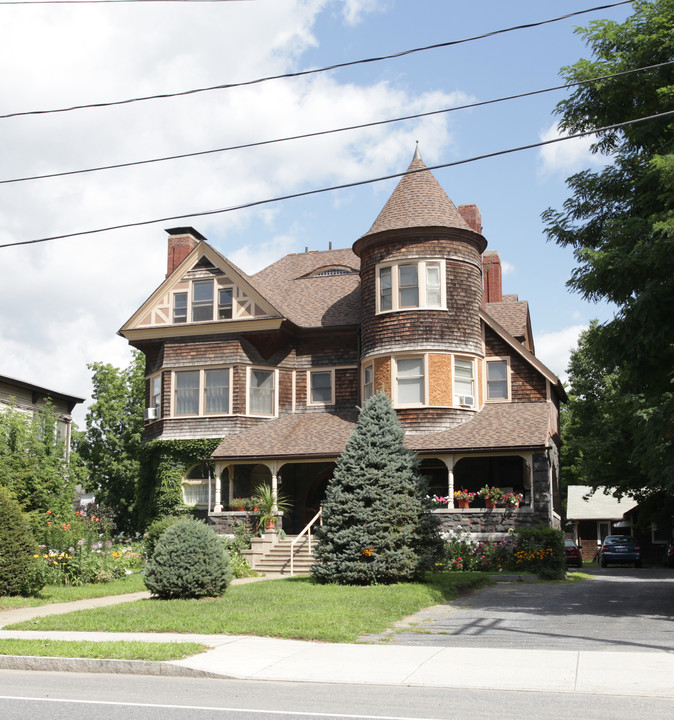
[458,203,482,234]
[166,227,206,278]
[482,250,502,305]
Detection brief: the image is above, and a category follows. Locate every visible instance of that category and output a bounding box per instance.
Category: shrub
[0,486,45,596]
[144,515,182,560]
[144,518,232,599]
[513,525,566,579]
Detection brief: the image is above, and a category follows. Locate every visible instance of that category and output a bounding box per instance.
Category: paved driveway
[361,567,674,652]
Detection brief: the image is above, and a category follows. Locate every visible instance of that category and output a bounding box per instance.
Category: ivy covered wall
[136,438,221,530]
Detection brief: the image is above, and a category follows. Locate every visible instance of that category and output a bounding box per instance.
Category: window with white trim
[395,356,425,406]
[182,463,212,507]
[363,363,374,401]
[454,358,475,406]
[150,375,162,416]
[249,368,276,416]
[308,370,334,405]
[486,359,509,401]
[173,368,231,416]
[376,260,445,313]
[172,280,237,324]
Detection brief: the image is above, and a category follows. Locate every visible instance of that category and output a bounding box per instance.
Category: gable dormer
[119,228,283,341]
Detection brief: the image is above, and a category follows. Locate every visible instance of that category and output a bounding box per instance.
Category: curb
[0,654,224,678]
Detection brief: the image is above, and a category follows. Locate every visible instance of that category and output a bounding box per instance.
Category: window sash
[218,288,233,320]
[250,370,274,415]
[192,280,214,322]
[205,369,229,414]
[151,376,161,414]
[454,359,474,400]
[363,364,374,401]
[487,361,508,399]
[310,371,332,404]
[396,357,424,405]
[379,266,392,311]
[425,263,442,307]
[175,371,199,415]
[173,292,187,323]
[398,264,419,308]
[183,480,210,506]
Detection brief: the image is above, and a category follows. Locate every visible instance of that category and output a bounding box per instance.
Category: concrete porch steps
[243,535,317,576]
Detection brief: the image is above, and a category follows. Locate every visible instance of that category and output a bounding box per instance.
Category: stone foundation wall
[434,506,551,538]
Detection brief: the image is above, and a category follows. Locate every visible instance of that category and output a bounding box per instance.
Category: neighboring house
[0,373,84,459]
[119,149,566,538]
[567,485,670,563]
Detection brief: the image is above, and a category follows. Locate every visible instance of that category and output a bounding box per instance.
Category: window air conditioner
[144,408,157,421]
[459,395,475,407]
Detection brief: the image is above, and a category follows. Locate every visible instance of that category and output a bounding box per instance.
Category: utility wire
[0,1,633,120]
[4,60,670,187]
[0,0,251,3]
[2,109,672,251]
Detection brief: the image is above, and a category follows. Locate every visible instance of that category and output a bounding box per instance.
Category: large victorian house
[120,149,565,538]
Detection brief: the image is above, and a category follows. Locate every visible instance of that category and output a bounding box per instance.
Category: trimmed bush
[144,518,232,599]
[144,515,182,560]
[0,486,45,596]
[312,392,443,585]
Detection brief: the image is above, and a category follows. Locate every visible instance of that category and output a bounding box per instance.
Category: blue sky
[0,0,633,423]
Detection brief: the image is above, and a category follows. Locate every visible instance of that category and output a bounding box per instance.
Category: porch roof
[211,402,553,463]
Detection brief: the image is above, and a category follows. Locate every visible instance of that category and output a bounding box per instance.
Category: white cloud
[0,0,465,419]
[501,260,515,276]
[536,324,587,382]
[537,123,607,175]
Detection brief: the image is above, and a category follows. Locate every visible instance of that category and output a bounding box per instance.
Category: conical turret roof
[360,147,474,239]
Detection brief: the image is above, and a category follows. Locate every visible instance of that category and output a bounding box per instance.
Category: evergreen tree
[312,392,442,585]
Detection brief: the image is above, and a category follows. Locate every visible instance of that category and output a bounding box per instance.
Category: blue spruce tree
[312,392,443,584]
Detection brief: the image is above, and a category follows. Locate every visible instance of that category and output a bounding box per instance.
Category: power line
[4,60,670,187]
[0,0,250,4]
[0,1,633,120]
[2,109,672,251]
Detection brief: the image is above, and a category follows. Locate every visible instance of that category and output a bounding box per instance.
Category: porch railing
[290,507,322,576]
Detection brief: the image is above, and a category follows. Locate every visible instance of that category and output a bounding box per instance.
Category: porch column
[438,455,455,508]
[212,462,225,512]
[269,461,280,512]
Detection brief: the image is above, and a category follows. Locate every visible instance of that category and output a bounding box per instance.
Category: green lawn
[0,638,207,661]
[8,572,492,643]
[0,573,146,611]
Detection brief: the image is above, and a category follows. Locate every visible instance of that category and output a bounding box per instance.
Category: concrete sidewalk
[0,584,673,697]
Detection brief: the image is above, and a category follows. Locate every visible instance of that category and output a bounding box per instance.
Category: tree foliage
[312,392,443,585]
[0,399,80,515]
[76,351,145,533]
[544,1,674,498]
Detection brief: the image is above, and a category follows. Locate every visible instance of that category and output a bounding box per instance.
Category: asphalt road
[2,671,674,720]
[362,566,674,651]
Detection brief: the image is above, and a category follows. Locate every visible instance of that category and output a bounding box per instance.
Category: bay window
[174,368,231,416]
[377,260,445,313]
[363,363,374,401]
[454,358,475,406]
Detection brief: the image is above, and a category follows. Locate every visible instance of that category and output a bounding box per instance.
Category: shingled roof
[251,248,361,329]
[211,402,553,463]
[485,300,531,342]
[358,147,479,241]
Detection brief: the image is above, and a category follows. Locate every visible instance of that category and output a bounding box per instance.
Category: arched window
[182,463,212,506]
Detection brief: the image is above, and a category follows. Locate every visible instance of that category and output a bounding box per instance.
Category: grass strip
[0,573,147,611]
[0,639,207,661]
[7,572,492,644]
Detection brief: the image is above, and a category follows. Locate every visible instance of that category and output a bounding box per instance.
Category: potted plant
[478,486,504,508]
[254,483,292,533]
[230,497,247,511]
[504,492,523,508]
[453,489,476,509]
[431,495,449,508]
[246,496,261,512]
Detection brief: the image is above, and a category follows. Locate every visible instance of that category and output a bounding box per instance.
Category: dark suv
[598,535,641,568]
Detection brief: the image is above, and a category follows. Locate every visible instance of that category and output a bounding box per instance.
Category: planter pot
[506,502,520,509]
[485,499,496,509]
[231,505,246,512]
[457,499,471,509]
[265,518,276,530]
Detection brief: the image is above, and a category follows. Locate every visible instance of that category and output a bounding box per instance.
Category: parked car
[662,542,674,568]
[598,535,641,568]
[564,539,583,568]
